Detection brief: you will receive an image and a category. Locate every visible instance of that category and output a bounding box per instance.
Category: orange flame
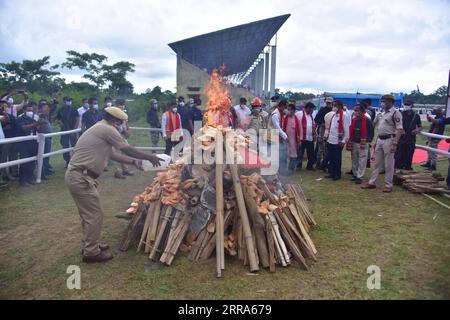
[204,65,232,128]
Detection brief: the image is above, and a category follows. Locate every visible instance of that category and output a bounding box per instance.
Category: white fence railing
[416,131,450,159]
[0,127,164,184]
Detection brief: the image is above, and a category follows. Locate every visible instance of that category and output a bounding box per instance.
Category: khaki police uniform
[369,108,403,189]
[65,120,128,257]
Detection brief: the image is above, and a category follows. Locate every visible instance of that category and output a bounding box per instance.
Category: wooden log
[199,209,234,261]
[160,210,181,263]
[242,184,270,268]
[120,202,146,252]
[165,212,193,265]
[149,206,173,261]
[268,212,289,266]
[145,200,162,253]
[265,218,276,272]
[273,210,308,270]
[281,208,316,261]
[189,228,208,261]
[215,130,225,277]
[288,203,317,255]
[230,164,259,272]
[137,201,156,252]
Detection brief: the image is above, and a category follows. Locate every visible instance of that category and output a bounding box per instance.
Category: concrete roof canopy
[168,14,291,76]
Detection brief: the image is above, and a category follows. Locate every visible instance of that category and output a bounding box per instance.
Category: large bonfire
[121,68,318,276]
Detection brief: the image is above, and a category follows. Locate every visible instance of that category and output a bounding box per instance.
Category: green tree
[62,51,108,89]
[0,56,61,93]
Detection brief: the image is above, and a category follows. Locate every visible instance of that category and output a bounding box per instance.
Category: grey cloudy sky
[1,0,449,94]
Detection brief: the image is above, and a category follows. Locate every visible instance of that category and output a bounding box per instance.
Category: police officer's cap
[105,107,128,121]
[381,94,395,101]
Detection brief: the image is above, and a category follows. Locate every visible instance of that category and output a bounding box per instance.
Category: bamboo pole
[145,199,162,253]
[230,164,259,272]
[422,193,450,210]
[149,206,173,261]
[215,130,225,277]
[137,201,156,252]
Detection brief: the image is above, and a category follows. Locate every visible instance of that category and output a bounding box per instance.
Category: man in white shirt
[268,99,289,175]
[325,100,350,181]
[233,98,251,131]
[77,98,90,130]
[296,102,317,170]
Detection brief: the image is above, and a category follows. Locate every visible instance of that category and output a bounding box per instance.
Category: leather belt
[69,166,99,179]
[378,134,395,140]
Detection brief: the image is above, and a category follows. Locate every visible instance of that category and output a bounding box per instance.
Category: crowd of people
[149,94,448,193]
[0,90,132,188]
[1,88,448,192]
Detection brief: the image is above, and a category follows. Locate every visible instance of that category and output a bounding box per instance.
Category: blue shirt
[82,109,103,130]
[15,114,36,137]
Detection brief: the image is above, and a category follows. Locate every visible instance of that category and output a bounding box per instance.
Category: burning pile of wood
[119,128,318,276]
[394,172,448,195]
[120,166,317,274]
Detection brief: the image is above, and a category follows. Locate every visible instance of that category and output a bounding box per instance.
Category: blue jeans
[327,143,343,178]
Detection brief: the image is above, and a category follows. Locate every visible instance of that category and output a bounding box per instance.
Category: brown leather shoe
[361,183,376,189]
[82,251,113,264]
[382,187,393,193]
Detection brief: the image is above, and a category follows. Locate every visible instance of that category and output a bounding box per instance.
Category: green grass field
[0,126,449,300]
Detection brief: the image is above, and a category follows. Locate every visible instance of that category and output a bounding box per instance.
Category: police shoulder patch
[395,118,400,123]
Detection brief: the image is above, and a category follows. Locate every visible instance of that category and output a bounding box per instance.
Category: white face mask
[25,111,34,118]
[179,102,185,107]
[270,102,278,108]
[172,108,178,113]
[66,101,72,106]
[7,98,14,104]
[332,107,338,112]
[106,102,113,107]
[404,105,412,111]
[93,104,99,110]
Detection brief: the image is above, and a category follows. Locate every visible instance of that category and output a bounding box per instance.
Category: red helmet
[251,97,262,106]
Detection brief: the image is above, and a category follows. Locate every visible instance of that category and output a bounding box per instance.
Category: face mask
[179,102,185,107]
[25,111,34,118]
[66,101,72,106]
[404,105,412,111]
[283,109,289,116]
[93,104,99,110]
[354,112,361,118]
[106,102,112,107]
[84,103,89,109]
[270,102,278,108]
[380,102,387,109]
[8,98,14,104]
[172,108,178,113]
[332,107,338,112]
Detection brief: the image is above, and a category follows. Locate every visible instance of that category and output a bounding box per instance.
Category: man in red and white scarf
[325,100,350,181]
[295,102,317,171]
[161,102,183,155]
[347,103,374,184]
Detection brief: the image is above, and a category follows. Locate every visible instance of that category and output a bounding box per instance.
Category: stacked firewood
[120,165,318,274]
[394,172,448,195]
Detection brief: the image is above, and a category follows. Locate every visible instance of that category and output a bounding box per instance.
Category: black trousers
[164,139,181,156]
[298,141,316,169]
[60,133,78,164]
[327,143,343,178]
[18,141,38,183]
[395,139,415,170]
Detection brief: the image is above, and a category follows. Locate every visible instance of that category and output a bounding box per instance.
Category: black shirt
[57,106,79,130]
[147,108,160,127]
[400,111,421,142]
[315,106,332,126]
[82,109,103,131]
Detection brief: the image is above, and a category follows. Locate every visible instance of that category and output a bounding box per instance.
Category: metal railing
[0,126,165,184]
[416,131,450,159]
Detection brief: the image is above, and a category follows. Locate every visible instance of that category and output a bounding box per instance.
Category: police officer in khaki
[65,107,162,263]
[361,94,403,193]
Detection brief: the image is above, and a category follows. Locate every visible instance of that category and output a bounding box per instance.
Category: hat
[63,96,72,101]
[381,94,395,101]
[270,95,280,101]
[325,97,334,103]
[251,97,262,106]
[105,107,128,121]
